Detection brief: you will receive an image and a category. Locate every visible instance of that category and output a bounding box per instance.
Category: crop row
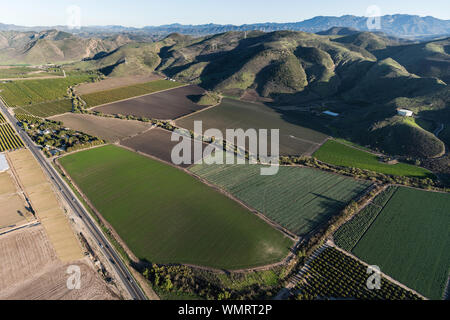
[0,123,24,151]
[0,75,96,107]
[296,247,421,300]
[82,80,183,107]
[0,112,5,123]
[333,186,398,251]
[18,99,73,118]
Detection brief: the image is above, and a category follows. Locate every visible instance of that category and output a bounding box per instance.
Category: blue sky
[0,0,449,27]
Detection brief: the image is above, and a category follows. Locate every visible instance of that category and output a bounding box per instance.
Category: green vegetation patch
[81,80,184,107]
[190,162,371,236]
[59,145,292,270]
[0,74,96,107]
[313,140,432,178]
[352,187,450,299]
[17,99,73,118]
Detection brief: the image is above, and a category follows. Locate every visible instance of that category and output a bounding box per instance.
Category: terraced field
[82,80,184,108]
[59,145,293,270]
[177,98,329,156]
[190,162,371,236]
[313,140,432,178]
[350,187,450,300]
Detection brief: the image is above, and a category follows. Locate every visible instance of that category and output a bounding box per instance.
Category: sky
[0,0,449,27]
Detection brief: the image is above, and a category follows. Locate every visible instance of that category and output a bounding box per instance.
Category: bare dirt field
[120,127,211,168]
[94,85,208,120]
[7,149,83,262]
[51,113,152,142]
[75,74,162,95]
[0,226,117,300]
[0,171,34,230]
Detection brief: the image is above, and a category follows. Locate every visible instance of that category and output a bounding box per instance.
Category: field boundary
[88,84,190,110]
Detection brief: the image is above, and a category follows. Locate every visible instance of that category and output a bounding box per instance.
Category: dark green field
[59,145,292,270]
[313,140,432,178]
[352,187,450,300]
[176,98,329,156]
[16,99,73,117]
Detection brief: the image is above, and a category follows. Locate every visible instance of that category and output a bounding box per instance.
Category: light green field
[352,187,450,300]
[82,80,184,107]
[16,99,73,117]
[59,145,292,270]
[0,75,96,107]
[313,140,432,178]
[190,162,371,236]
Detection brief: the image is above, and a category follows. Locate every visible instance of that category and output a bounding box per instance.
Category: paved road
[0,101,147,300]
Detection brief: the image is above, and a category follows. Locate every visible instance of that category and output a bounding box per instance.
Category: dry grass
[7,149,83,262]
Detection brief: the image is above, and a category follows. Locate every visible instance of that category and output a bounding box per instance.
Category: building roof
[0,154,9,172]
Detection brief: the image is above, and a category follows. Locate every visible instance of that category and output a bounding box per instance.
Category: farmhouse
[0,153,9,172]
[398,109,414,117]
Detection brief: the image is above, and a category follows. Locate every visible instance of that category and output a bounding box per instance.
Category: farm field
[120,128,211,168]
[0,122,24,152]
[189,162,371,236]
[59,145,293,270]
[351,187,450,300]
[296,246,421,300]
[313,140,432,178]
[15,99,73,118]
[177,98,329,156]
[51,113,152,142]
[0,172,34,230]
[7,149,83,262]
[0,74,96,107]
[0,66,63,79]
[334,186,398,252]
[82,80,184,108]
[93,85,208,120]
[0,226,116,300]
[75,74,162,95]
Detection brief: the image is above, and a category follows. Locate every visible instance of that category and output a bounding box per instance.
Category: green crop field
[0,75,95,107]
[313,140,432,178]
[190,161,371,236]
[59,145,292,270]
[81,80,184,107]
[177,98,329,156]
[16,99,73,118]
[352,187,450,300]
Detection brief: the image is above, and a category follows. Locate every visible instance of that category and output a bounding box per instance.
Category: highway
[0,101,147,300]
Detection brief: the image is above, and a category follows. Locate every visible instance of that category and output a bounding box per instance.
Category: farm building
[398,109,414,117]
[0,153,9,172]
[323,111,339,117]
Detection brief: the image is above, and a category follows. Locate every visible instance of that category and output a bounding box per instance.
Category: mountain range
[1,14,449,39]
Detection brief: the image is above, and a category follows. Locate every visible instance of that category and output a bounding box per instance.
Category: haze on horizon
[0,0,449,28]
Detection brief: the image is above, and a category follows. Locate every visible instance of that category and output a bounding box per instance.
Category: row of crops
[333,186,398,251]
[296,246,421,300]
[16,99,73,118]
[0,112,5,123]
[0,123,24,152]
[0,74,96,107]
[82,80,183,107]
[14,112,42,123]
[190,163,371,236]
